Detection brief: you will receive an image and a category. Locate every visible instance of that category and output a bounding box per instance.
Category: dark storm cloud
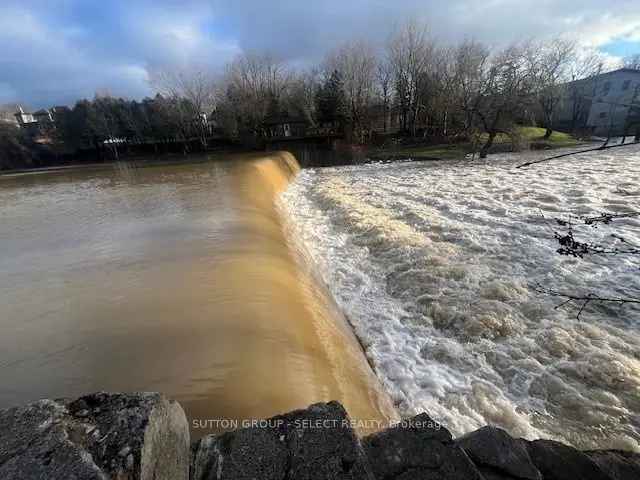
[0,0,239,107]
[1,0,639,107]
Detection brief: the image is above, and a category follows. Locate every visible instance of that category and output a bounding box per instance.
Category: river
[2,147,638,450]
[282,145,640,451]
[0,152,397,439]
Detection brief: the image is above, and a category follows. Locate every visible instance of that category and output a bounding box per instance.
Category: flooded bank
[0,152,397,438]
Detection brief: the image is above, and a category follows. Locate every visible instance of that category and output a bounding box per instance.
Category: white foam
[280,145,640,451]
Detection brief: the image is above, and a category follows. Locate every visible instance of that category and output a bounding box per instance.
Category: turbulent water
[281,145,640,451]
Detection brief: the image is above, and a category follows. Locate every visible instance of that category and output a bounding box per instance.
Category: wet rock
[362,413,484,480]
[191,401,373,480]
[585,450,640,480]
[457,426,541,480]
[0,392,189,480]
[525,439,612,480]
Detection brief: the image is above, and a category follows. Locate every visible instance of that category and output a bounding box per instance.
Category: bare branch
[532,283,640,320]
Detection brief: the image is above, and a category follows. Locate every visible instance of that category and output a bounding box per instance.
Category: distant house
[33,109,54,124]
[368,103,402,134]
[556,68,640,136]
[263,115,308,138]
[14,106,58,142]
[14,106,37,126]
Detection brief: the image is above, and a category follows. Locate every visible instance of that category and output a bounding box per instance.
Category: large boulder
[457,426,541,480]
[525,439,612,480]
[0,392,189,480]
[362,413,484,480]
[190,401,373,480]
[585,450,640,480]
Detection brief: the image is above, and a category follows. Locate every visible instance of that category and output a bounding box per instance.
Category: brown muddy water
[0,152,397,437]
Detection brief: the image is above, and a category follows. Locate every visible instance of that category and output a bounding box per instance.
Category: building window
[602,81,611,95]
[622,80,631,91]
[599,111,608,119]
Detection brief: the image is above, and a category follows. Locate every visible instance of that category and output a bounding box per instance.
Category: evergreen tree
[315,70,347,123]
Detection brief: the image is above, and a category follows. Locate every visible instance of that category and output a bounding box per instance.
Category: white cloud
[571,12,640,48]
[0,1,240,106]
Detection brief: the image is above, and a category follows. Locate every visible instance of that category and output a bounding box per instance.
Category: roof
[562,68,640,87]
[33,109,50,116]
[610,68,640,75]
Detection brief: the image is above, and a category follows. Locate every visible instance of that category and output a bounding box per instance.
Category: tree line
[204,22,636,156]
[0,94,216,169]
[2,21,639,170]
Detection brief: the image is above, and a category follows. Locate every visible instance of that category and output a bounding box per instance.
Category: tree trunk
[480,131,496,159]
[383,99,388,133]
[443,110,448,137]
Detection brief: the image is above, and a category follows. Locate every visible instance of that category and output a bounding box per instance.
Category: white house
[14,106,37,126]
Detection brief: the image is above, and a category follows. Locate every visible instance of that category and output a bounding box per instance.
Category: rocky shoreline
[1,392,638,480]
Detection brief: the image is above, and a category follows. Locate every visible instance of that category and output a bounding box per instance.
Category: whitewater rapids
[280,145,640,451]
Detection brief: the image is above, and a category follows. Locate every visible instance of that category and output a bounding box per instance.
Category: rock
[525,439,612,480]
[0,392,189,480]
[585,450,640,480]
[457,426,541,480]
[362,413,484,480]
[191,401,373,480]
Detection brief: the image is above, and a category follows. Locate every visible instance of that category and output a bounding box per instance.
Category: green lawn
[490,127,579,146]
[369,127,581,161]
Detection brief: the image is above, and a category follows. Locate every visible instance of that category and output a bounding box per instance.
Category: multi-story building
[556,68,640,137]
[13,106,62,143]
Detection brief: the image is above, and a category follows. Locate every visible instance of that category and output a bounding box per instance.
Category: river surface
[0,153,397,438]
[2,147,639,450]
[282,145,640,451]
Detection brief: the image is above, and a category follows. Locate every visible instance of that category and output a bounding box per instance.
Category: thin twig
[546,211,640,256]
[532,283,640,320]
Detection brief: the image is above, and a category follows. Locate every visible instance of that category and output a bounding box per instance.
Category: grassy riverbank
[368,127,582,161]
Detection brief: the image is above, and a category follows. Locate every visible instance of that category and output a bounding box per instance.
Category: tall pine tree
[315,70,347,124]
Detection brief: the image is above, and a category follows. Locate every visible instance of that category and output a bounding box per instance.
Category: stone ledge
[2,394,639,480]
[0,392,189,480]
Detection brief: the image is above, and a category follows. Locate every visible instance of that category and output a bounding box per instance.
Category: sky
[1,0,640,108]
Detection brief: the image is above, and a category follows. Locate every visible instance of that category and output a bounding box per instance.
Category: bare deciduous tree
[459,43,535,158]
[528,38,576,139]
[451,40,491,137]
[324,40,378,142]
[220,52,292,138]
[387,21,435,136]
[149,66,216,147]
[376,58,394,133]
[286,69,320,127]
